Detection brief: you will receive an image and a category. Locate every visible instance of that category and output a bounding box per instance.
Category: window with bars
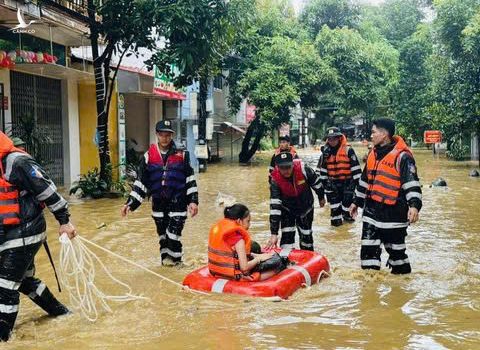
[213,75,224,90]
[10,71,64,185]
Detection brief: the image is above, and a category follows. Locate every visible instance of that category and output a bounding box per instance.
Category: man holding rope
[122,120,199,266]
[0,132,76,341]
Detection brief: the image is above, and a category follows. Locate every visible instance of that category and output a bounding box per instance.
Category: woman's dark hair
[250,241,261,254]
[224,203,250,220]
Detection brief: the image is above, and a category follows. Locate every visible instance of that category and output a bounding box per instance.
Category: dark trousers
[326,180,354,226]
[152,199,187,263]
[279,209,314,251]
[0,239,67,341]
[360,221,411,274]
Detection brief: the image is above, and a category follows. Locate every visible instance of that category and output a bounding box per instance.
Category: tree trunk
[239,117,265,164]
[87,0,111,184]
[238,117,257,162]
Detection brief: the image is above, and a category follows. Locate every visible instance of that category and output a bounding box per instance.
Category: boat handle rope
[58,233,208,322]
[76,235,209,296]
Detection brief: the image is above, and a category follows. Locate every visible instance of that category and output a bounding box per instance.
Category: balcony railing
[40,0,90,22]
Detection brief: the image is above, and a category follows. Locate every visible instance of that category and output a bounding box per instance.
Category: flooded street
[4,146,480,350]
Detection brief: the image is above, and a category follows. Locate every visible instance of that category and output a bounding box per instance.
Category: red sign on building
[2,96,7,110]
[246,104,256,123]
[424,130,442,144]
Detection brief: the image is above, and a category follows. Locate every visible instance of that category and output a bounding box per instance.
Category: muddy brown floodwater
[4,146,480,350]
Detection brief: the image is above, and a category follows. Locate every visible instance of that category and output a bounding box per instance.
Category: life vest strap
[208,246,237,258]
[210,271,243,281]
[0,199,18,205]
[368,170,400,181]
[208,259,239,270]
[368,190,399,203]
[371,179,400,192]
[0,186,16,193]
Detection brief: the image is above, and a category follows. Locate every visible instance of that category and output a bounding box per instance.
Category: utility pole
[198,76,208,172]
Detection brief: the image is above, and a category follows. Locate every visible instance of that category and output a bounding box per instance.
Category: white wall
[0,69,12,130]
[236,99,247,125]
[125,94,149,152]
[62,79,81,187]
[149,99,163,145]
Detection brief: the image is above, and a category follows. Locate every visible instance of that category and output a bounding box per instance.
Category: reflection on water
[5,147,480,349]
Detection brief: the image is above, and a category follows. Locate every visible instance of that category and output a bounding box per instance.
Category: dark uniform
[353,136,422,274]
[0,134,70,341]
[316,128,361,226]
[270,153,324,251]
[126,123,198,264]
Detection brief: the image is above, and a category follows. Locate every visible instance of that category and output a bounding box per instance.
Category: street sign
[117,93,126,178]
[153,65,186,100]
[195,144,209,159]
[424,130,442,144]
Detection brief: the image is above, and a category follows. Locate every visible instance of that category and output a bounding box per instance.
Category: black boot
[331,219,343,227]
[30,288,70,317]
[0,321,11,342]
[0,313,17,342]
[390,264,412,275]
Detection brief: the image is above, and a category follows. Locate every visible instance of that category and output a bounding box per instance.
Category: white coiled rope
[58,233,148,322]
[59,233,208,321]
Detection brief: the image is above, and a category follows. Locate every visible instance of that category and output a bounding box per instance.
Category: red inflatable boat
[183,249,330,299]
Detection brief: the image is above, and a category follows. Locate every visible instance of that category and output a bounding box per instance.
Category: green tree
[225,0,307,111]
[233,36,337,163]
[314,26,399,128]
[85,0,157,183]
[300,0,360,38]
[393,24,434,140]
[427,0,480,162]
[149,0,252,155]
[361,0,424,47]
[224,0,335,162]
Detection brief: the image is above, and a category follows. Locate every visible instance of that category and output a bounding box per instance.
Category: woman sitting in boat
[208,204,280,281]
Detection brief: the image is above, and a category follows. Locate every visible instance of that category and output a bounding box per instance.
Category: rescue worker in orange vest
[266,152,325,251]
[268,135,298,174]
[349,118,422,274]
[121,120,199,266]
[208,204,278,281]
[0,132,76,341]
[316,127,362,226]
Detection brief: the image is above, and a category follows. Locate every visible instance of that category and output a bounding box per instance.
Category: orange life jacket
[366,136,412,205]
[271,159,308,197]
[325,135,352,180]
[275,146,297,158]
[0,133,27,225]
[208,218,252,280]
